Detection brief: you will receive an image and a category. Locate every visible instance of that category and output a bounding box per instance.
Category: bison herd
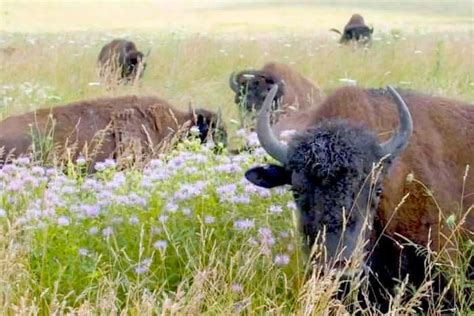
[1,13,472,313]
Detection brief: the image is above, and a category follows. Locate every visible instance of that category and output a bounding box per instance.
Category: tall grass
[0,4,473,314]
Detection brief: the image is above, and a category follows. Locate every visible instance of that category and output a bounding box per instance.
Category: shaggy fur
[230,62,325,137]
[287,120,384,248]
[98,39,146,83]
[0,95,225,166]
[247,86,473,311]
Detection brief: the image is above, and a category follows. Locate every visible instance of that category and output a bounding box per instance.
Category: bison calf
[0,96,226,167]
[98,39,147,84]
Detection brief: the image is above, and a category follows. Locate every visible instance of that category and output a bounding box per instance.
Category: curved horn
[380,86,413,158]
[330,28,342,35]
[257,85,289,164]
[229,72,239,92]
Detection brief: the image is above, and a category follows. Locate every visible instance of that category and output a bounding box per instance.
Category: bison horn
[257,85,289,164]
[229,72,239,92]
[380,86,413,158]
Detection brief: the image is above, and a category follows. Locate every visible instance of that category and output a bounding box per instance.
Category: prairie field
[0,0,473,314]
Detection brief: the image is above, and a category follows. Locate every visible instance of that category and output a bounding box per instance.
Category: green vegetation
[0,1,472,314]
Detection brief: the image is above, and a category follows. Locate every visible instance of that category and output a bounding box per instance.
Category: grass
[0,0,473,314]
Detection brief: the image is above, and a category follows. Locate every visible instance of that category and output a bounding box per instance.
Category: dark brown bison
[0,96,226,166]
[246,85,473,311]
[229,62,325,119]
[331,14,374,44]
[98,39,147,84]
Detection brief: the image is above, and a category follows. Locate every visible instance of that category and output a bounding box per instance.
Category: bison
[0,95,226,167]
[98,39,147,84]
[331,14,374,44]
[245,85,473,311]
[229,62,325,140]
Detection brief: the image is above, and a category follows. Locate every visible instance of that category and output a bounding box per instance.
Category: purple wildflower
[57,216,70,226]
[230,195,250,204]
[135,258,152,275]
[153,240,168,251]
[214,163,242,174]
[245,132,260,147]
[129,216,140,225]
[102,227,113,238]
[269,205,283,214]
[234,219,255,230]
[31,166,45,176]
[165,201,178,213]
[231,283,243,293]
[274,254,290,266]
[216,184,237,195]
[159,215,169,223]
[204,215,215,224]
[16,157,30,166]
[89,226,99,235]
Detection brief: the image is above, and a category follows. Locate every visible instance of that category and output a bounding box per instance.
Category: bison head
[192,108,227,146]
[123,50,146,79]
[229,70,285,113]
[245,85,412,269]
[340,14,373,44]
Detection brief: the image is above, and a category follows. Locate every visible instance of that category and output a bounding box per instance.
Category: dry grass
[0,1,472,314]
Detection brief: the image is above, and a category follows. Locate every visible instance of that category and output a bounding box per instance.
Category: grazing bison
[229,62,325,141]
[331,14,373,44]
[229,62,324,119]
[98,39,147,84]
[246,85,473,311]
[0,96,226,166]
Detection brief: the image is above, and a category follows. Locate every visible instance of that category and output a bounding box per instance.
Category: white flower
[78,248,89,256]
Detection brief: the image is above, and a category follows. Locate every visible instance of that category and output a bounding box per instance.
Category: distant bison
[229,62,325,137]
[331,14,373,44]
[98,39,147,84]
[0,96,226,167]
[246,85,473,311]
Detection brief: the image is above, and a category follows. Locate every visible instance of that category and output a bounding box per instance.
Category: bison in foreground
[246,85,473,311]
[229,62,325,138]
[0,96,226,168]
[98,39,147,84]
[331,14,373,44]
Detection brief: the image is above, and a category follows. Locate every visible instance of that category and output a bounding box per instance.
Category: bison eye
[291,187,305,199]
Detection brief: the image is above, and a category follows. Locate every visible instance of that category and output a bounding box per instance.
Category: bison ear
[245,165,291,188]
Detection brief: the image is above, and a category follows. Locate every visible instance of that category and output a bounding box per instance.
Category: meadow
[0,0,473,314]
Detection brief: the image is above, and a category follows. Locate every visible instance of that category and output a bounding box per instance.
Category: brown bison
[0,96,226,166]
[229,62,324,119]
[246,85,473,311]
[98,39,147,84]
[331,14,374,44]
